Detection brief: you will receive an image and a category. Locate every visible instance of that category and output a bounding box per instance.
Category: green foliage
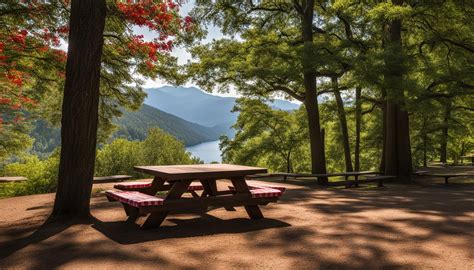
[0,150,60,198]
[221,99,308,173]
[190,0,474,172]
[95,128,199,178]
[1,128,199,198]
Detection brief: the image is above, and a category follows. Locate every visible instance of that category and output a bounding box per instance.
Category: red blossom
[0,98,12,104]
[10,103,21,110]
[117,1,181,31]
[8,30,28,45]
[20,95,36,105]
[145,60,154,70]
[52,49,67,62]
[57,25,69,34]
[7,70,23,87]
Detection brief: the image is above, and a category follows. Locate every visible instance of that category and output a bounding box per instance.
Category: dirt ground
[0,166,473,269]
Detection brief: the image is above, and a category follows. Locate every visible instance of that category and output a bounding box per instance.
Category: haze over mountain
[144,86,300,128]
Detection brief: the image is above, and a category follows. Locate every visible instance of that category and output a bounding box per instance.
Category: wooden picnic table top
[0,176,27,183]
[134,164,268,181]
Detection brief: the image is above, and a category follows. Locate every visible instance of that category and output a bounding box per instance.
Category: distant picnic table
[0,176,27,183]
[248,171,392,187]
[106,164,285,229]
[412,171,474,184]
[93,175,132,183]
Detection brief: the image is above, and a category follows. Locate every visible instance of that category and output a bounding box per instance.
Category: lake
[186,140,222,163]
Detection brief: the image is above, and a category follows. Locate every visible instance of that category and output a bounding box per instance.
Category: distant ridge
[114,104,230,146]
[30,104,228,156]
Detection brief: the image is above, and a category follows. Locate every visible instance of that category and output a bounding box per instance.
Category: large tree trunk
[52,0,106,218]
[439,100,451,163]
[332,77,353,172]
[382,0,413,181]
[354,87,362,171]
[422,117,428,167]
[300,0,327,183]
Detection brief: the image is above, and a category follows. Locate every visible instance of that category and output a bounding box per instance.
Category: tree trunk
[52,0,106,218]
[300,0,327,183]
[422,130,428,167]
[332,77,353,172]
[382,1,413,181]
[440,100,451,163]
[286,151,292,173]
[354,87,362,171]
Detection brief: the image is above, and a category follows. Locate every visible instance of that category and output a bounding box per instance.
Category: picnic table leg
[143,176,167,195]
[354,175,359,187]
[445,176,449,184]
[122,203,140,223]
[141,180,192,229]
[231,177,263,219]
[201,179,236,211]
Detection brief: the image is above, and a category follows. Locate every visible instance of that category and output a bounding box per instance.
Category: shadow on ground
[0,174,473,269]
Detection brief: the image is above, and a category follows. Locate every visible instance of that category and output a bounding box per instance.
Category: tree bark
[332,77,353,172]
[439,100,451,163]
[354,87,362,171]
[382,0,413,181]
[52,0,106,218]
[300,0,327,183]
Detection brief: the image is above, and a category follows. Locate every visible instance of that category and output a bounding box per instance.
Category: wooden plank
[0,176,27,183]
[134,164,267,181]
[93,175,132,183]
[140,196,278,214]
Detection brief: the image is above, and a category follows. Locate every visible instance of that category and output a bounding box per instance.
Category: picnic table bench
[106,164,285,229]
[0,176,27,183]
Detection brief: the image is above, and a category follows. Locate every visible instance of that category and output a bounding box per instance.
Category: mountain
[144,86,300,127]
[113,104,230,145]
[30,104,229,155]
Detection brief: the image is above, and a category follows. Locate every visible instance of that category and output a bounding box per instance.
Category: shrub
[0,150,59,197]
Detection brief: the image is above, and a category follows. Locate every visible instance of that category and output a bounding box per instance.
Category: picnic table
[106,164,286,229]
[247,170,383,187]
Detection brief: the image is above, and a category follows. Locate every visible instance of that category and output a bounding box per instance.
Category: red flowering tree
[1,0,194,216]
[0,1,69,161]
[1,0,195,162]
[51,0,194,218]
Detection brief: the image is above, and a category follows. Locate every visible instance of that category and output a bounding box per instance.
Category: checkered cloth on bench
[249,187,283,198]
[114,181,204,191]
[105,190,164,207]
[245,180,286,192]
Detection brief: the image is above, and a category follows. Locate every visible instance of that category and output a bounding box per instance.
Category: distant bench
[413,171,474,184]
[247,171,392,188]
[0,176,27,183]
[93,175,132,184]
